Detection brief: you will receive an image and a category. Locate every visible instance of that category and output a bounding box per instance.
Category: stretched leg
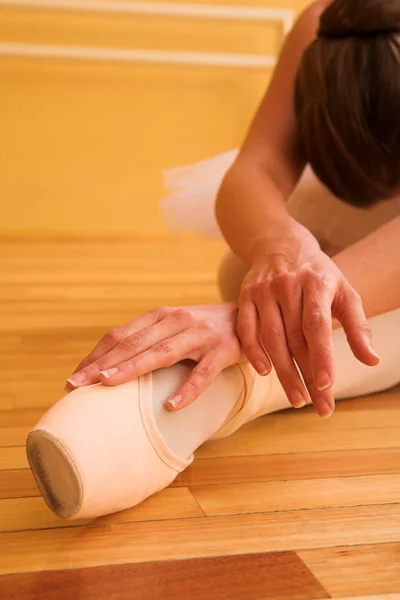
[27,306,399,520]
[28,171,399,521]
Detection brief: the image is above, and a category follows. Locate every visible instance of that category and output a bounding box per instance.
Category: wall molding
[1,0,294,33]
[1,0,294,69]
[0,42,278,68]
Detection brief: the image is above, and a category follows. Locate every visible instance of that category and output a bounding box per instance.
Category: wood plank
[0,504,399,575]
[0,551,327,600]
[0,409,44,429]
[0,395,14,410]
[173,448,400,487]
[324,596,400,600]
[7,449,399,501]
[0,488,204,533]
[303,595,400,600]
[0,381,76,411]
[196,396,400,458]
[299,543,400,597]
[0,426,32,447]
[0,447,27,470]
[0,470,38,499]
[190,474,400,516]
[0,409,44,446]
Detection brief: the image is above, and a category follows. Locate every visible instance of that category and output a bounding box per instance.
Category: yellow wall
[1,0,309,233]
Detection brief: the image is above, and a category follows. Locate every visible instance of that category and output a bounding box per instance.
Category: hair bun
[318,0,400,39]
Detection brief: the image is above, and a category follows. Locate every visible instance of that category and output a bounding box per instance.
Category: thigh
[218,250,249,302]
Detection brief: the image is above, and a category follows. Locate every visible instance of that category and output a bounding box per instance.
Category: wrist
[250,217,321,265]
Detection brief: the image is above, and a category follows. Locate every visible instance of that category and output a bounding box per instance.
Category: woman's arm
[215,1,329,264]
[215,0,379,419]
[333,216,400,319]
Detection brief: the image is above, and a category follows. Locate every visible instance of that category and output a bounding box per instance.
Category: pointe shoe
[26,373,193,520]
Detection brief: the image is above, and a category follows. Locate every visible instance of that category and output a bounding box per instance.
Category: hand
[66,303,244,410]
[237,221,380,418]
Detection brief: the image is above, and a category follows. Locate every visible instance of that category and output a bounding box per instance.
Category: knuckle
[304,265,319,280]
[153,341,175,355]
[311,345,332,361]
[88,358,107,373]
[287,328,306,351]
[175,307,195,322]
[103,327,125,346]
[154,305,169,319]
[357,321,372,338]
[259,280,273,298]
[241,284,255,298]
[272,271,293,293]
[194,364,212,380]
[303,310,327,332]
[185,380,199,394]
[118,333,146,353]
[262,327,284,345]
[242,281,268,299]
[117,359,136,375]
[197,317,215,333]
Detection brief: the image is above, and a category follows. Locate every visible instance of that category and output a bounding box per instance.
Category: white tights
[152,308,400,460]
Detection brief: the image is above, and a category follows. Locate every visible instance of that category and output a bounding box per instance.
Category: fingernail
[291,389,307,409]
[66,371,87,387]
[256,362,270,376]
[99,367,119,379]
[369,346,381,364]
[317,399,334,419]
[167,394,182,409]
[316,371,332,391]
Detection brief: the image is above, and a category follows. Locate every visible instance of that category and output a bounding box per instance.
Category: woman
[28,0,400,519]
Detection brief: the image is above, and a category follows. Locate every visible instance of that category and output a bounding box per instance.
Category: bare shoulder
[309,0,332,16]
[295,0,331,36]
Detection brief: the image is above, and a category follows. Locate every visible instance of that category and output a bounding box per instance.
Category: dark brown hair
[295,0,400,206]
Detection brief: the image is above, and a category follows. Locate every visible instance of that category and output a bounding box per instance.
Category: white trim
[0,42,277,68]
[1,0,294,33]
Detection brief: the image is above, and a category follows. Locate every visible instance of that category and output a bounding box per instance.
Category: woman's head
[295,0,400,206]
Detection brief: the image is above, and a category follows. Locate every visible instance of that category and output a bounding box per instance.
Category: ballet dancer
[27,0,400,519]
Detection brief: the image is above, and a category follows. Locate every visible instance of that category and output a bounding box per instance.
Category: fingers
[166,353,224,411]
[71,309,163,374]
[97,330,201,386]
[237,295,272,376]
[302,275,336,393]
[277,280,334,418]
[333,283,381,366]
[256,294,310,410]
[98,334,223,411]
[66,307,178,388]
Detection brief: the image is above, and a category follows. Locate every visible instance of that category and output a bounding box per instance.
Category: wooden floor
[0,233,399,600]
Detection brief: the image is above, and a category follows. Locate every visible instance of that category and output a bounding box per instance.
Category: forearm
[215,160,301,265]
[333,216,400,317]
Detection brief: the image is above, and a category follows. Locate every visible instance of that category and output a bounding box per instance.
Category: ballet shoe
[26,373,193,520]
[26,362,278,521]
